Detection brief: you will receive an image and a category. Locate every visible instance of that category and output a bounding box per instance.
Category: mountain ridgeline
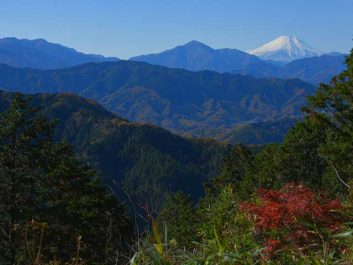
[233,54,346,85]
[0,37,119,69]
[0,90,228,211]
[130,39,346,84]
[130,40,262,72]
[0,37,345,85]
[0,61,315,142]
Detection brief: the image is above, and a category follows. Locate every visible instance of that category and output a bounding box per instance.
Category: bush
[241,183,345,259]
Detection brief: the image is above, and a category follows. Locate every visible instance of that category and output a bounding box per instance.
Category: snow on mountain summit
[248,36,322,62]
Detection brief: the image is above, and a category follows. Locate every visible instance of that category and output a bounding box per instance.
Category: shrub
[241,183,344,258]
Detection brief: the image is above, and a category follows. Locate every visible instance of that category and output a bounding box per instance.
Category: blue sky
[0,0,352,59]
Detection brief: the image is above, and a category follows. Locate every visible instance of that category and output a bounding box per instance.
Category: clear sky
[0,0,352,59]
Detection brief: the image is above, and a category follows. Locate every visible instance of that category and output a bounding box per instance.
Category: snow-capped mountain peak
[248,35,322,62]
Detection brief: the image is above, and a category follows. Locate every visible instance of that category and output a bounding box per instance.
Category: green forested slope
[0,61,314,140]
[0,91,228,211]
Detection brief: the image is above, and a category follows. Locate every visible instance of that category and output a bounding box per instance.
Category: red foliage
[240,183,343,253]
[263,239,281,254]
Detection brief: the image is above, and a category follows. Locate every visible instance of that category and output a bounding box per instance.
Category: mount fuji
[248,36,322,62]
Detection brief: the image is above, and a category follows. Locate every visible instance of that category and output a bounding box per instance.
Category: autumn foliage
[240,183,344,254]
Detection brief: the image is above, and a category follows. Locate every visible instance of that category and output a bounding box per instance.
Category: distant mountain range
[130,40,262,72]
[130,37,346,84]
[0,37,119,69]
[0,36,346,85]
[248,35,322,62]
[233,54,346,85]
[0,61,315,140]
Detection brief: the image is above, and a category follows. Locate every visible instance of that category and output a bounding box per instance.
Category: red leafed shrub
[263,239,281,254]
[240,183,344,253]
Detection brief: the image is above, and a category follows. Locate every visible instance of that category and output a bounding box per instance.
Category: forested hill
[0,90,228,211]
[0,61,315,140]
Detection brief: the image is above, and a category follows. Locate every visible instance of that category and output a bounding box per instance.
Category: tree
[157,192,197,248]
[205,144,252,199]
[0,94,55,264]
[0,94,133,264]
[245,51,353,195]
[280,120,330,188]
[302,50,353,191]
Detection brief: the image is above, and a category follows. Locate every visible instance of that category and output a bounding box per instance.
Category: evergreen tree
[157,192,197,248]
[205,144,252,199]
[0,94,133,264]
[0,94,55,264]
[302,49,353,189]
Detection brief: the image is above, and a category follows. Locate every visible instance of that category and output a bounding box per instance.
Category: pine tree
[0,94,133,264]
[0,94,55,264]
[157,192,197,248]
[302,49,353,190]
[204,144,252,199]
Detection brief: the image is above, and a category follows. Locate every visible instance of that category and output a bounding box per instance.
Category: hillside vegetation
[0,60,314,142]
[0,91,228,211]
[132,50,353,264]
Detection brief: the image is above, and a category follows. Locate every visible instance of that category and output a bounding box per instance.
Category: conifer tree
[157,192,197,248]
[0,94,133,264]
[204,144,252,199]
[303,49,353,190]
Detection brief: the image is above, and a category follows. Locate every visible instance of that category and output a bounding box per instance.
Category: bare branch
[332,165,351,189]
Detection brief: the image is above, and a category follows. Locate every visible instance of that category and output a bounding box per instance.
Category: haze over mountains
[0,36,346,85]
[130,36,345,84]
[0,61,315,142]
[0,37,119,69]
[233,54,346,85]
[130,40,262,72]
[0,35,346,143]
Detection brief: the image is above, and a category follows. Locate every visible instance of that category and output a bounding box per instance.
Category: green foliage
[0,94,133,264]
[0,94,55,264]
[134,187,260,264]
[237,117,335,195]
[197,187,259,259]
[133,49,353,264]
[226,51,353,196]
[303,49,353,189]
[0,91,228,212]
[205,144,252,200]
[157,192,198,248]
